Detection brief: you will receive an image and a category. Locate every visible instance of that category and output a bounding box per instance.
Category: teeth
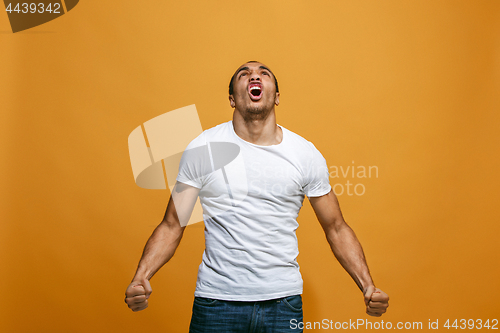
[250,86,261,91]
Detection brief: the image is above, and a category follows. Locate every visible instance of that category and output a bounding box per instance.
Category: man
[125,61,389,332]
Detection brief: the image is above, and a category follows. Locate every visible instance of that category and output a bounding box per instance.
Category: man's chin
[246,106,265,114]
[247,100,273,112]
[238,104,273,121]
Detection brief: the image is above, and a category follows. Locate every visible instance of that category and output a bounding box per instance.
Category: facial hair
[241,103,273,122]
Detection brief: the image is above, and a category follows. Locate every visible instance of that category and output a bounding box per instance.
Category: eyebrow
[235,65,273,78]
[259,65,272,73]
[235,66,249,77]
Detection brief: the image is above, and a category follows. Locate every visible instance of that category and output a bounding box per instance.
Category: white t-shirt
[177,121,331,301]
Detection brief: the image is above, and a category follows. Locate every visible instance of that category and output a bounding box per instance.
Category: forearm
[310,191,388,315]
[133,220,185,281]
[326,222,374,292]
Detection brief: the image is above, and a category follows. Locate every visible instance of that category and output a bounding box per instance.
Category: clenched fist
[364,286,389,317]
[125,280,152,312]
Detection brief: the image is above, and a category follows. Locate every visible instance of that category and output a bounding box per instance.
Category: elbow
[323,218,351,243]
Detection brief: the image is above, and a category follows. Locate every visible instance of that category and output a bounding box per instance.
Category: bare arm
[125,182,199,312]
[309,190,389,316]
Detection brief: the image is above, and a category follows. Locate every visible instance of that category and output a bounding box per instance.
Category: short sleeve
[176,133,209,189]
[303,142,331,197]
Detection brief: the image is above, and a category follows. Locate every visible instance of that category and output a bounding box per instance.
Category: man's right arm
[124,182,199,312]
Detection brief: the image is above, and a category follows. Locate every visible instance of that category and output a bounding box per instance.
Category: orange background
[1,1,499,332]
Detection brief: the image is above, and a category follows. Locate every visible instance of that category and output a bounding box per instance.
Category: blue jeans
[189,295,304,333]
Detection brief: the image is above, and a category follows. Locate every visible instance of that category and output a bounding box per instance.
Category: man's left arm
[309,190,389,317]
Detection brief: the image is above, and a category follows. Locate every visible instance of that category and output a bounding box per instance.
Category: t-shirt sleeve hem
[306,185,332,198]
[175,177,202,189]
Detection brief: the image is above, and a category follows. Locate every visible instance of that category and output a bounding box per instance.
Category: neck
[232,108,282,146]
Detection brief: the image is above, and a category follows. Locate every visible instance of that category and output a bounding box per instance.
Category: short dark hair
[229,61,279,95]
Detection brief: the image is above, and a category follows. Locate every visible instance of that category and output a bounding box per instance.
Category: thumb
[364,285,375,306]
[142,279,153,299]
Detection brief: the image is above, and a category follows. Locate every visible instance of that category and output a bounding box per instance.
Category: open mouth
[248,83,263,101]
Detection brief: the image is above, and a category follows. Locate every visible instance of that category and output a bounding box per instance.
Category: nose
[249,72,261,81]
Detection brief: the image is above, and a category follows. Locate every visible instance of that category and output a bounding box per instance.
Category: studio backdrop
[1,0,499,332]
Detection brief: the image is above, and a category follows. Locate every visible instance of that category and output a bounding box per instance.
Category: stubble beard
[241,103,273,122]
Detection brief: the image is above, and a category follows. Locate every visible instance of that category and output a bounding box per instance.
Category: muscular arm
[309,190,389,316]
[125,182,199,312]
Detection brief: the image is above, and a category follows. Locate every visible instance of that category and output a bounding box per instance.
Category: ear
[275,92,280,106]
[229,95,235,108]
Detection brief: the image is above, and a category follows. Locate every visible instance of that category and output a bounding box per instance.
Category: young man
[125,61,389,332]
